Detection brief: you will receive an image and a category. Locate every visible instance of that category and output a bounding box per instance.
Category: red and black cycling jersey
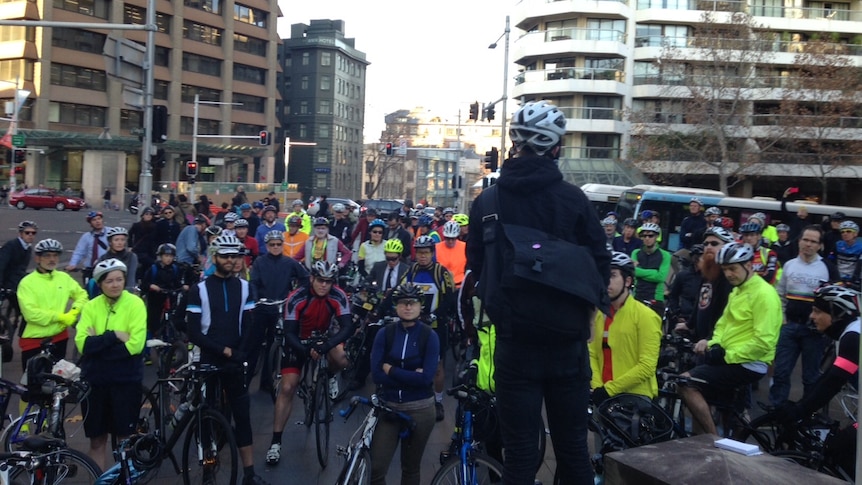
[283,285,353,356]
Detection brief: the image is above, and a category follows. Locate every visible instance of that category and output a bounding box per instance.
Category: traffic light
[153,148,166,168]
[385,142,393,156]
[186,160,198,177]
[469,102,479,121]
[485,104,496,122]
[152,105,168,143]
[13,149,25,164]
[259,130,271,146]
[484,147,499,172]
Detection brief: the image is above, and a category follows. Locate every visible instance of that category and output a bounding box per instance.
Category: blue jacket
[255,222,287,252]
[250,252,309,315]
[371,321,439,404]
[176,225,204,265]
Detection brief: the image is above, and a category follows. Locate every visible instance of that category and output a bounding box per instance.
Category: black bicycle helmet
[739,222,762,234]
[391,283,424,303]
[157,243,177,256]
[813,284,860,320]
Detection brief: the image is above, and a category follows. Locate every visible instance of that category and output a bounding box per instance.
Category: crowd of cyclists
[0,196,475,484]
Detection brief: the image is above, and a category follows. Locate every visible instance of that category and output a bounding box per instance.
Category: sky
[276,0,518,143]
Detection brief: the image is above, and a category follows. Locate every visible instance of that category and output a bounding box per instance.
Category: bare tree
[362,143,403,199]
[629,12,780,193]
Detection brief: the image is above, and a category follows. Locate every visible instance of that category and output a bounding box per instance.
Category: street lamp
[488,15,510,166]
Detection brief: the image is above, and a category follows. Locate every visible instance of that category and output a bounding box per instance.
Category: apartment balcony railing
[541,27,627,43]
[750,5,860,21]
[561,106,623,121]
[516,67,626,85]
[632,112,862,128]
[636,0,745,12]
[649,149,861,164]
[634,35,862,55]
[634,72,859,88]
[560,145,621,160]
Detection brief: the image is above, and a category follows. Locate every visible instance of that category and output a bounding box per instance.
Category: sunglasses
[315,278,335,285]
[841,230,856,234]
[370,230,383,234]
[267,242,283,247]
[22,231,36,235]
[385,256,400,261]
[641,233,657,238]
[703,241,722,247]
[216,254,242,259]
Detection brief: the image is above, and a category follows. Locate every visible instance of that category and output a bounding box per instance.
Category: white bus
[581,184,631,217]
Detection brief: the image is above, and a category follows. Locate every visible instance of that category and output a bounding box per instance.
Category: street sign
[398,139,407,156]
[314,167,331,173]
[280,182,287,190]
[11,134,24,147]
[103,36,146,87]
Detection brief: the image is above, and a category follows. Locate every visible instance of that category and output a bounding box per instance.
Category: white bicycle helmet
[601,217,617,227]
[264,230,284,242]
[234,218,249,228]
[106,227,128,240]
[223,212,238,223]
[34,239,63,254]
[813,284,860,319]
[93,258,127,283]
[205,225,223,237]
[211,235,243,255]
[414,235,436,249]
[509,101,567,157]
[705,207,721,216]
[839,220,859,233]
[637,223,661,235]
[442,221,461,239]
[610,251,635,275]
[703,227,735,243]
[717,242,754,265]
[311,261,339,280]
[332,203,346,213]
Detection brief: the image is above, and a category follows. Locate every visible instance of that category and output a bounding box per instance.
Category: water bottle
[172,401,191,426]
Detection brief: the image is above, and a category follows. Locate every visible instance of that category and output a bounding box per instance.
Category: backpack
[151,262,179,283]
[383,320,432,367]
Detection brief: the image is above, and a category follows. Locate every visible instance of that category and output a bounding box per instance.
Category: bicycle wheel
[182,409,239,485]
[430,452,504,485]
[137,386,162,436]
[267,341,284,404]
[336,448,371,485]
[1,410,45,452]
[43,448,102,485]
[734,412,792,453]
[315,373,331,468]
[770,450,846,478]
[0,313,12,363]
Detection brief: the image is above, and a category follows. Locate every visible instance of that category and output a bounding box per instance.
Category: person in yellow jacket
[285,199,312,236]
[16,238,88,367]
[589,252,662,404]
[75,258,146,470]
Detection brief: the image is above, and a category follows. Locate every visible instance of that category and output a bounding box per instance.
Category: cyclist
[65,211,112,276]
[775,284,859,479]
[401,235,456,422]
[385,212,413,262]
[679,242,782,435]
[154,206,182,246]
[452,213,469,242]
[240,203,261,236]
[589,252,662,403]
[293,217,352,271]
[285,199,311,235]
[186,235,269,485]
[612,218,642,256]
[435,221,467,289]
[680,227,735,341]
[94,227,139,294]
[75,259,146,471]
[357,218,387,278]
[748,212,779,246]
[128,207,158,281]
[740,221,780,285]
[282,215,309,259]
[666,244,704,332]
[200,225,224,279]
[142,243,190,356]
[369,283,439,485]
[632,222,671,316]
[329,203,353,248]
[249,230,309,391]
[266,261,353,466]
[255,205,286,251]
[771,223,796,266]
[0,220,38,318]
[176,214,208,266]
[830,220,862,283]
[771,225,839,406]
[234,218,259,267]
[17,239,88,367]
[222,211,239,237]
[679,197,706,251]
[415,215,441,243]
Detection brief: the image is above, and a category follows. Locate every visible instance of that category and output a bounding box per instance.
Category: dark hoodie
[466,154,610,344]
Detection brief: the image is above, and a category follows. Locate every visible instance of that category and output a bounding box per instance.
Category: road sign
[280,182,287,190]
[398,139,407,156]
[11,134,24,147]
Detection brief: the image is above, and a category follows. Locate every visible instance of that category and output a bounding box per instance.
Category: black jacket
[466,154,610,344]
[0,238,31,289]
[667,267,702,322]
[250,252,309,315]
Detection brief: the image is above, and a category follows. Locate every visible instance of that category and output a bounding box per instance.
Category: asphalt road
[0,204,833,484]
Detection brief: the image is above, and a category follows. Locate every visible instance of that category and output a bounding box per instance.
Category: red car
[10,188,87,211]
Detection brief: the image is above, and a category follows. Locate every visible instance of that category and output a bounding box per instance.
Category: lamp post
[489,15,510,165]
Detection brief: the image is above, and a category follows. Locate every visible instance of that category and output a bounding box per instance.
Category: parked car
[10,188,87,211]
[361,199,405,219]
[307,197,360,217]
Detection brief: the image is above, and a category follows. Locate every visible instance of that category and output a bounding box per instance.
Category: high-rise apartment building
[0,0,281,203]
[279,19,367,201]
[511,0,862,201]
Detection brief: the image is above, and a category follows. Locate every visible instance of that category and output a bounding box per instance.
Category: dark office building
[278,19,368,200]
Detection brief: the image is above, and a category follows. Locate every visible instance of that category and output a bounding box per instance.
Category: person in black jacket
[0,220,37,316]
[467,101,610,485]
[681,227,735,342]
[667,244,704,331]
[385,212,413,262]
[678,197,707,251]
[128,207,158,282]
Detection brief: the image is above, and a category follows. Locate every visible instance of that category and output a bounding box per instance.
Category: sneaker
[435,401,445,422]
[265,443,281,465]
[329,376,339,400]
[242,474,271,485]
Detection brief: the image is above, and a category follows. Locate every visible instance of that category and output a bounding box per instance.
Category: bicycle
[93,433,163,484]
[296,334,334,469]
[154,288,189,377]
[431,384,503,485]
[334,394,414,485]
[134,357,239,484]
[257,298,288,404]
[0,435,101,484]
[0,288,19,362]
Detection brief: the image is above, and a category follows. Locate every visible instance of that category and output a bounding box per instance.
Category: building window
[231,123,265,136]
[183,0,221,14]
[233,34,266,56]
[302,52,310,65]
[320,75,331,91]
[180,116,219,135]
[48,102,106,127]
[321,52,331,66]
[301,76,309,90]
[182,53,222,76]
[319,125,329,138]
[318,100,331,114]
[299,124,307,138]
[299,101,308,114]
[120,109,142,131]
[181,84,221,103]
[183,20,222,46]
[154,80,169,100]
[0,26,35,42]
[234,3,267,27]
[0,59,35,82]
[124,5,171,33]
[317,149,328,164]
[154,46,170,67]
[50,63,106,91]
[52,28,106,54]
[233,63,265,85]
[53,0,108,19]
[315,174,327,188]
[234,93,265,113]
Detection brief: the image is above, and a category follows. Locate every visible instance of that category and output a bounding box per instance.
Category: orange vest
[282,231,309,258]
[435,240,467,287]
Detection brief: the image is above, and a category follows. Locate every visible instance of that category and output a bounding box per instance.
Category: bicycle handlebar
[338,394,416,434]
[657,371,707,386]
[256,298,288,307]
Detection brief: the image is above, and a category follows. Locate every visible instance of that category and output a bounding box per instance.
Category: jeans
[495,339,593,485]
[769,321,829,406]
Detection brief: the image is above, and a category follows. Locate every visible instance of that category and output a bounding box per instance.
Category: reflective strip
[186,304,202,314]
[834,356,859,375]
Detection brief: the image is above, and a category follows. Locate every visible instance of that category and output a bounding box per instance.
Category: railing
[560,146,621,160]
[647,149,862,164]
[751,114,862,128]
[636,0,745,12]
[515,67,626,85]
[562,106,623,121]
[634,34,862,55]
[751,5,860,21]
[542,28,627,43]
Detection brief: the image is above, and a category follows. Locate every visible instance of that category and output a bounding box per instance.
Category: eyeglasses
[315,278,335,285]
[703,241,722,247]
[22,231,36,235]
[841,230,856,234]
[216,254,242,259]
[370,230,383,234]
[385,256,400,261]
[641,233,657,238]
[267,242,283,247]
[396,299,420,306]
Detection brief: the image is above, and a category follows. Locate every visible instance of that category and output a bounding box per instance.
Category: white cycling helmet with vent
[509,101,567,157]
[717,242,754,265]
[106,227,128,240]
[211,235,243,255]
[839,220,859,233]
[442,221,461,239]
[703,227,735,243]
[93,258,127,283]
[637,223,661,235]
[34,239,63,254]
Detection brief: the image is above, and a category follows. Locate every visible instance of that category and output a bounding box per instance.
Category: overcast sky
[277,0,517,142]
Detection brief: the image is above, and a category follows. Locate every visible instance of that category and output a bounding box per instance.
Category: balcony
[514,68,627,98]
[632,34,862,56]
[513,28,628,63]
[636,0,745,12]
[513,0,631,30]
[751,4,862,22]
